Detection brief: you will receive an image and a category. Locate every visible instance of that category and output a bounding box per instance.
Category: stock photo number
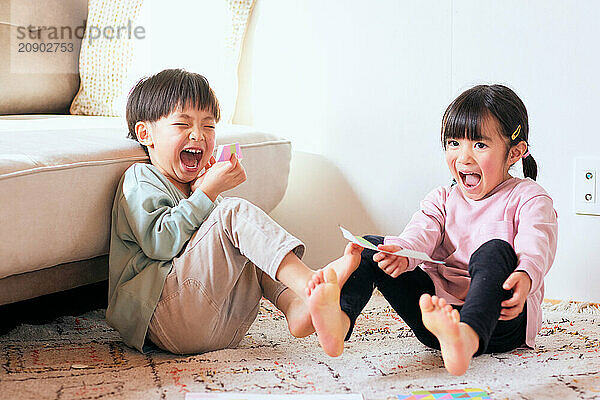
[17,42,74,53]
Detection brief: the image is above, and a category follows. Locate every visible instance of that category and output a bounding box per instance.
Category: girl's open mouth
[180,149,203,172]
[459,171,481,190]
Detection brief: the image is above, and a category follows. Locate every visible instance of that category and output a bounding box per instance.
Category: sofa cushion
[70,0,254,123]
[0,115,291,280]
[0,0,87,114]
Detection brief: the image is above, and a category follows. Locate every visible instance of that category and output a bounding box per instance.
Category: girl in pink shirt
[314,84,558,375]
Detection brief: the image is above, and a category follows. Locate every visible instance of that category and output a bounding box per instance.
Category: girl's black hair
[441,84,537,180]
[125,69,221,155]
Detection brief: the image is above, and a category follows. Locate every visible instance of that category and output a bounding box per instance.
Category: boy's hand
[190,155,216,193]
[373,244,409,278]
[197,153,246,201]
[500,271,531,320]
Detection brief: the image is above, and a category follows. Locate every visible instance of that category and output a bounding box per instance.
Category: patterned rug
[1,294,599,400]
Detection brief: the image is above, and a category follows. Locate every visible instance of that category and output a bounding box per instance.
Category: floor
[1,284,599,399]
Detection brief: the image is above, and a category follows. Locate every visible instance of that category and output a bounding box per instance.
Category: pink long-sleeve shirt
[384,177,558,348]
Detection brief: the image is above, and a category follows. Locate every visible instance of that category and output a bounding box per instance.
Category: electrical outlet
[574,158,600,216]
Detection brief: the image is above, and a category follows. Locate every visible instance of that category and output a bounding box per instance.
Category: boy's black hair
[126,69,221,156]
[441,84,537,180]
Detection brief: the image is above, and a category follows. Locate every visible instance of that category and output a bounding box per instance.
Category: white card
[339,226,445,264]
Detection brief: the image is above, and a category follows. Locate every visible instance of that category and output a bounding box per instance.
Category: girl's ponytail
[522,153,538,181]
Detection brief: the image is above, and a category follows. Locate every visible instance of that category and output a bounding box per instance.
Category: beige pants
[147,197,304,355]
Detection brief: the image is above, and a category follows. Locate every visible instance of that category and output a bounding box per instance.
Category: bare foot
[306,269,350,357]
[321,243,363,288]
[419,294,479,376]
[276,289,314,338]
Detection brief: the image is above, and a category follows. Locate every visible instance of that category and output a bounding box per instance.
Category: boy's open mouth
[459,171,481,189]
[180,148,203,171]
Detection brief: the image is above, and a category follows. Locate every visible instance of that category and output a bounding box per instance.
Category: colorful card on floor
[339,226,445,264]
[396,388,491,399]
[186,394,363,400]
[215,143,243,162]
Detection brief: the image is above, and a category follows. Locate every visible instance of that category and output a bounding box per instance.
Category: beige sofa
[0,2,292,305]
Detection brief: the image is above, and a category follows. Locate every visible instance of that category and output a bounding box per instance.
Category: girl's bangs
[441,97,487,147]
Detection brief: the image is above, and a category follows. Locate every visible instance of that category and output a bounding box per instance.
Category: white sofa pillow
[70,0,254,121]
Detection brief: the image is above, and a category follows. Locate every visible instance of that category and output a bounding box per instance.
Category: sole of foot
[420,293,477,376]
[322,243,363,288]
[307,268,347,357]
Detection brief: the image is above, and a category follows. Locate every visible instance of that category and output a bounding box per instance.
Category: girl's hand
[196,153,247,201]
[190,155,216,193]
[373,244,409,278]
[500,271,532,320]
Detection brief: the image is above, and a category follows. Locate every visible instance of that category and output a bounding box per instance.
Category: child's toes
[323,267,338,284]
[438,297,448,308]
[450,309,460,324]
[314,269,324,284]
[307,272,322,288]
[345,243,359,255]
[419,293,434,312]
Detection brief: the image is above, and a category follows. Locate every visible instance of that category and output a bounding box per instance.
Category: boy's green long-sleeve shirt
[107,163,220,352]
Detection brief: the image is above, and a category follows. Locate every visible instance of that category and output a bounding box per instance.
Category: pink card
[215,143,243,162]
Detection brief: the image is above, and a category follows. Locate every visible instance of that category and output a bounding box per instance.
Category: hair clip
[511,125,521,140]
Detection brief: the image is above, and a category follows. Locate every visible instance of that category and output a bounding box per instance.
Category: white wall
[235,0,600,302]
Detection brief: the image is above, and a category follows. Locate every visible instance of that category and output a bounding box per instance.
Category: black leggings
[340,236,527,355]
